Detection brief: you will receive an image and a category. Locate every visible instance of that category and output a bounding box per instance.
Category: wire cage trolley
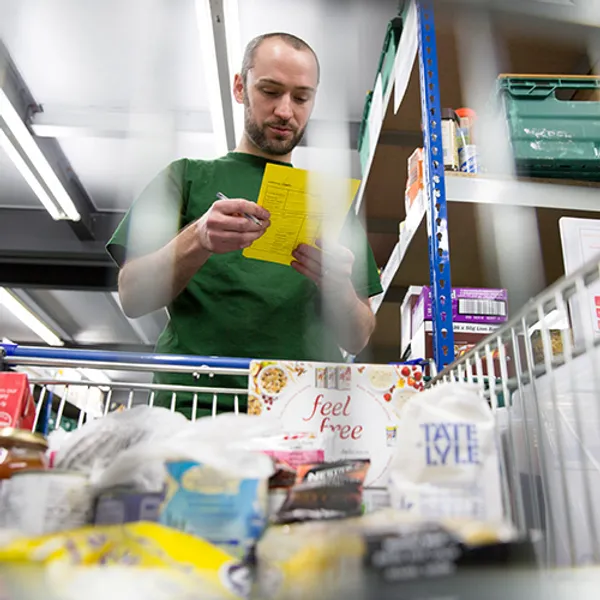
[429,255,600,569]
[0,345,251,434]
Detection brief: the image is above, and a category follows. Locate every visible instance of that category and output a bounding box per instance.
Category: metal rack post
[416,1,455,370]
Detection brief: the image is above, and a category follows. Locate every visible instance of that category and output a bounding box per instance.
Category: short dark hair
[241,32,320,85]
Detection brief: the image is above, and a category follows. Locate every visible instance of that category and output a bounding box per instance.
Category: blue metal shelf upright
[416,0,455,370]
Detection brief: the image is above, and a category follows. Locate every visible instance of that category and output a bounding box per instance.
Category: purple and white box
[412,286,508,333]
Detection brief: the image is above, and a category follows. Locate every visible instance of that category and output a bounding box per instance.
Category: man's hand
[196,199,270,253]
[291,240,376,355]
[291,241,354,287]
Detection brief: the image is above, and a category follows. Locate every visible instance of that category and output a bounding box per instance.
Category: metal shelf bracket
[416,0,455,369]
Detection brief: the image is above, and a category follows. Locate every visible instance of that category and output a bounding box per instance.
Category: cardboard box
[400,286,423,359]
[248,361,424,487]
[0,372,36,430]
[412,286,508,336]
[410,321,500,363]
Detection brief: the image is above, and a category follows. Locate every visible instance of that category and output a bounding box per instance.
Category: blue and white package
[388,383,503,523]
[159,460,268,559]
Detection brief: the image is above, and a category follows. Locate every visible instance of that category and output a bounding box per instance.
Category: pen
[216,192,263,226]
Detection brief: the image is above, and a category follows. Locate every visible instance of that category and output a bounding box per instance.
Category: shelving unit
[359,0,600,369]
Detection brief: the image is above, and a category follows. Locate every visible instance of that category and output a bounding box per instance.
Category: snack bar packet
[275,460,370,524]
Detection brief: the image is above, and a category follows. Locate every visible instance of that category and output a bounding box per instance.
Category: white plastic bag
[92,412,278,492]
[53,406,189,473]
[389,383,504,523]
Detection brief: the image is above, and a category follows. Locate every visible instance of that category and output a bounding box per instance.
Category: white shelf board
[371,193,426,314]
[445,172,600,212]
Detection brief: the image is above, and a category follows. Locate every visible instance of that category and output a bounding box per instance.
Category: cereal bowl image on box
[248,361,424,487]
[257,365,289,398]
[366,366,397,392]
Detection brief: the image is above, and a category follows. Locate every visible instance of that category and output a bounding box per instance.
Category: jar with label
[441,109,459,171]
[0,428,48,480]
[455,108,479,173]
[0,428,48,528]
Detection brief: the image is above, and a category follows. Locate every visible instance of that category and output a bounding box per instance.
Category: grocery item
[0,521,248,600]
[295,459,370,486]
[0,428,48,529]
[455,107,477,144]
[405,147,424,214]
[237,431,330,471]
[254,512,530,600]
[159,460,269,560]
[412,286,508,331]
[459,143,478,173]
[0,372,37,429]
[409,321,501,364]
[389,383,504,523]
[441,108,460,171]
[6,469,94,536]
[400,286,424,359]
[88,412,276,559]
[248,361,424,487]
[0,428,48,480]
[94,485,165,526]
[53,405,189,473]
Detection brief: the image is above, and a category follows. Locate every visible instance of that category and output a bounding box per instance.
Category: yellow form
[243,163,361,266]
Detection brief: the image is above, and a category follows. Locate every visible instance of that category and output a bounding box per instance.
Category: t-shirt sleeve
[106,159,188,268]
[339,211,383,299]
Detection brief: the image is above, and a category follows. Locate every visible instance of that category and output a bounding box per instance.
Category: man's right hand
[196,198,271,253]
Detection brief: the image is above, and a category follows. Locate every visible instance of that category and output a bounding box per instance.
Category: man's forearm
[118,223,211,318]
[324,283,376,356]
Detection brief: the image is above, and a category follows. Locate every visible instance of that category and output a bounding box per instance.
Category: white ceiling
[0,0,398,358]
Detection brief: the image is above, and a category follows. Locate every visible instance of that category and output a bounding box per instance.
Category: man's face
[235,38,318,157]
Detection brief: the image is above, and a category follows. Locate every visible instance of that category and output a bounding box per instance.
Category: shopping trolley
[0,344,251,433]
[429,255,600,569]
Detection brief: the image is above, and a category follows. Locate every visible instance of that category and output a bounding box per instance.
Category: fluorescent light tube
[0,288,63,347]
[195,0,228,155]
[223,0,243,143]
[0,130,62,219]
[0,89,80,221]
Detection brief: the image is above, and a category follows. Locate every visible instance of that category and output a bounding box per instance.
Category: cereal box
[248,361,424,487]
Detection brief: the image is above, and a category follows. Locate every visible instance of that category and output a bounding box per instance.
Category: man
[107,32,383,417]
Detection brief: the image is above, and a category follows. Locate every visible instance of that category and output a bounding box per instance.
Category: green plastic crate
[357,16,403,175]
[497,75,600,180]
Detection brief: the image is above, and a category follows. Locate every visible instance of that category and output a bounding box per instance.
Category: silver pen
[216,192,263,226]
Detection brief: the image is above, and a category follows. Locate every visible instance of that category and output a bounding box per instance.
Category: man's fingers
[217,214,270,234]
[215,198,270,221]
[292,247,321,276]
[207,229,266,252]
[291,260,320,285]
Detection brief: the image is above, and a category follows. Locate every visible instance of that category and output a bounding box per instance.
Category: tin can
[459,144,478,173]
[7,469,93,536]
[94,486,165,526]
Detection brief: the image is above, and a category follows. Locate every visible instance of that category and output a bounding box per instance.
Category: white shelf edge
[354,2,419,216]
[371,197,426,315]
[445,173,600,212]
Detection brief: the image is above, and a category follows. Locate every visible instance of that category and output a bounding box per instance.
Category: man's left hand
[291,241,354,287]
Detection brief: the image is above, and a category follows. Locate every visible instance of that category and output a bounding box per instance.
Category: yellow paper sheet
[243,164,361,266]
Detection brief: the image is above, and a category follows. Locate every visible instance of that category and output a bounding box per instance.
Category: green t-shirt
[107,152,382,417]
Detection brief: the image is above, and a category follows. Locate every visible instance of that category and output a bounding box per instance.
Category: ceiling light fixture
[0,288,63,347]
[0,89,80,221]
[195,0,229,156]
[223,0,243,143]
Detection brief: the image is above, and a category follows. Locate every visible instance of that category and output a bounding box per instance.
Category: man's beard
[244,97,306,156]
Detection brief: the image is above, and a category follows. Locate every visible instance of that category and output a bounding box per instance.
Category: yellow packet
[0,522,247,599]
